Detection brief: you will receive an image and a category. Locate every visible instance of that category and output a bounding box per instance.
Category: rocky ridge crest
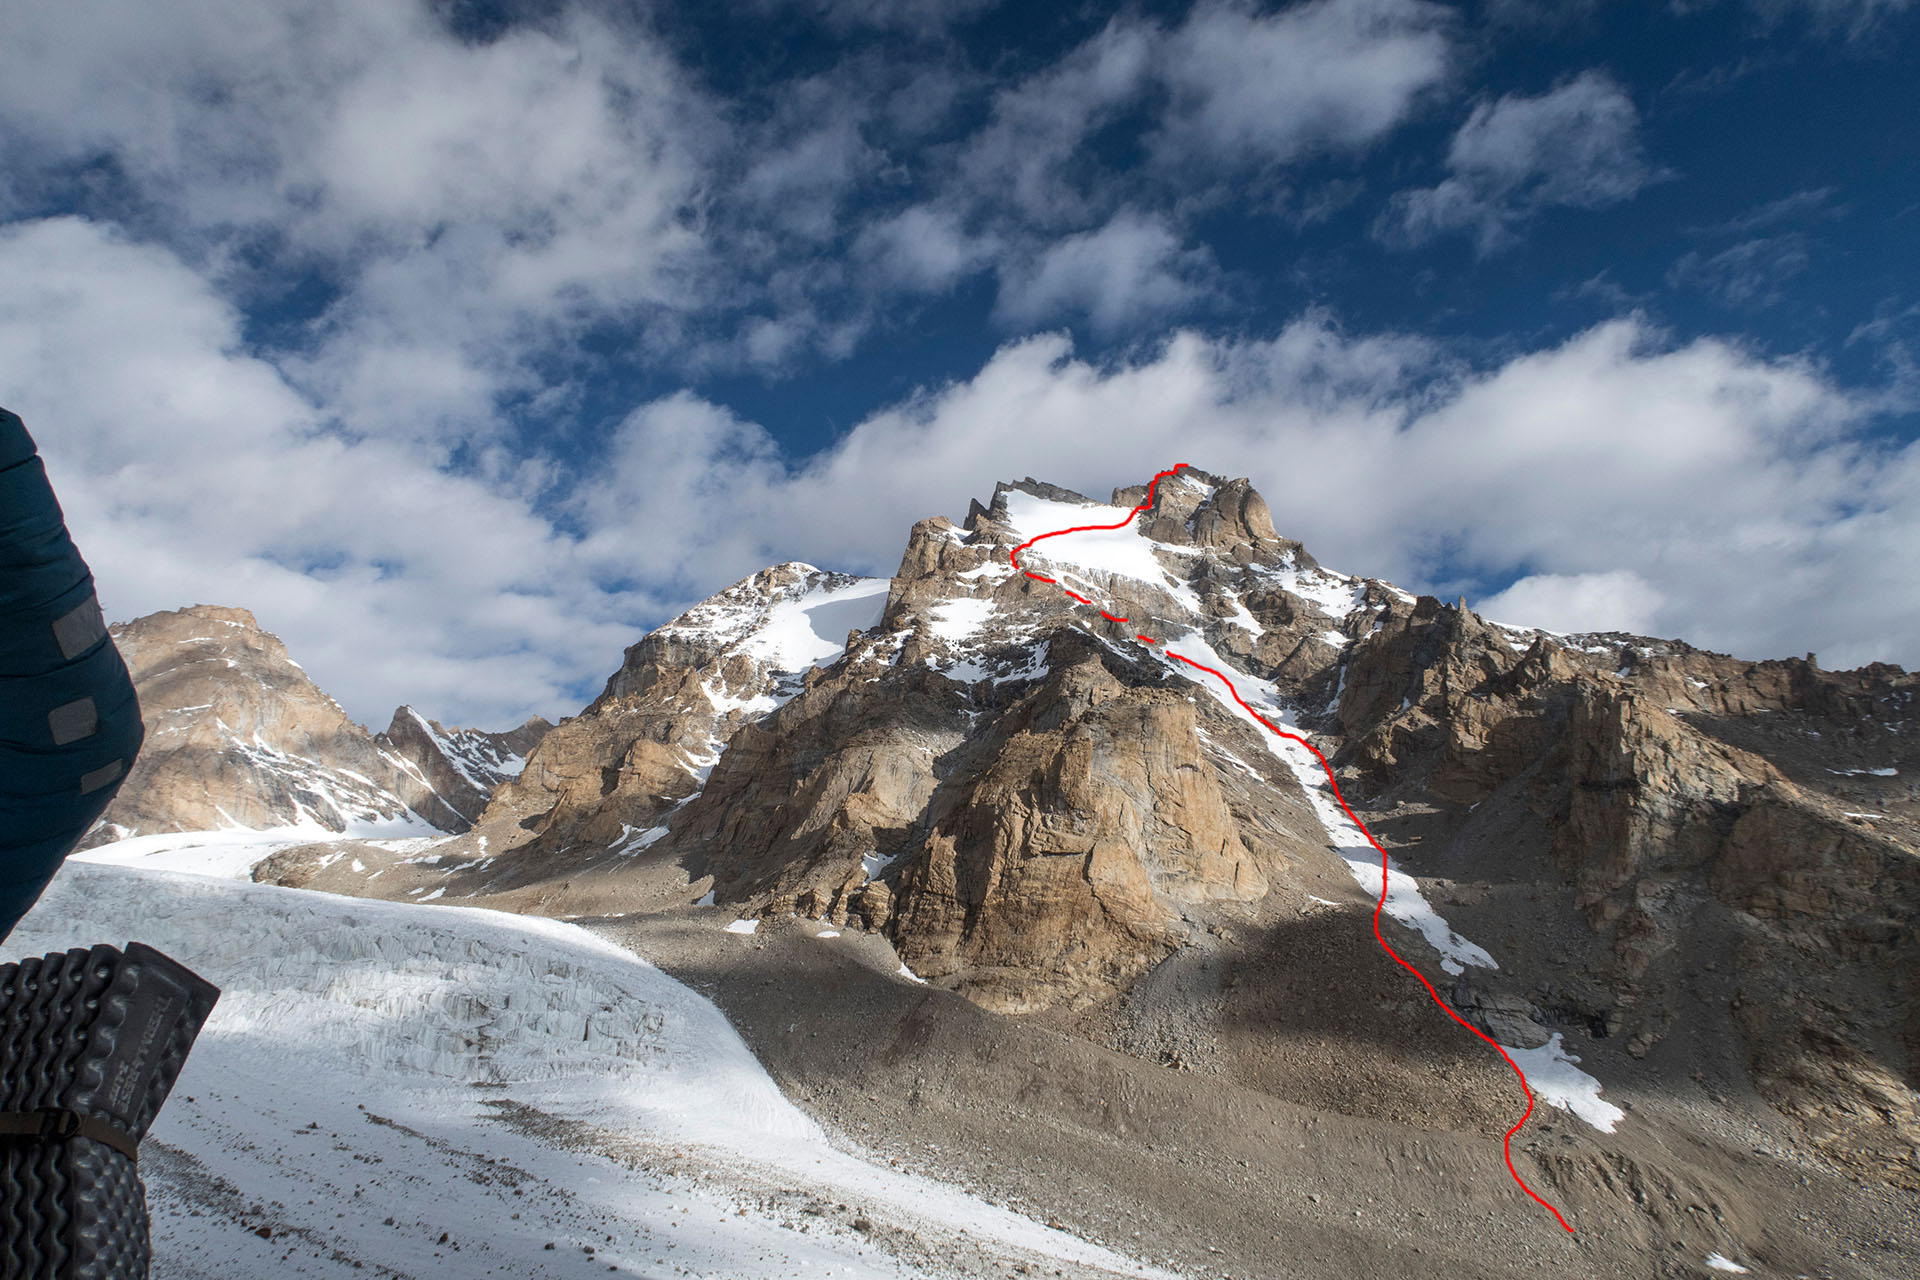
[134,465,1916,1197]
[440,465,1917,1186]
[90,605,548,842]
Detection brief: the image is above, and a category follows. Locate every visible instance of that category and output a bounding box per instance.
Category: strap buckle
[36,1107,82,1141]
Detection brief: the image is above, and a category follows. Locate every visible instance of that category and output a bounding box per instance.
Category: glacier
[13,845,1179,1280]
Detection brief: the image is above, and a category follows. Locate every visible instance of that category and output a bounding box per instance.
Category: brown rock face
[1319,606,1920,1186]
[459,563,893,894]
[890,646,1274,1012]
[413,473,1347,1012]
[376,706,552,827]
[89,605,459,838]
[256,461,1914,1200]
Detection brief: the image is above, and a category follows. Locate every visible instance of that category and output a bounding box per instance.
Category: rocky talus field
[110,468,1917,1278]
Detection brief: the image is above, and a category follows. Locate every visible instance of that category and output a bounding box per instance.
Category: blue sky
[2,0,1916,728]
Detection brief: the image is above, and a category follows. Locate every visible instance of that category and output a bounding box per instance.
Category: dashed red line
[1003,462,1577,1236]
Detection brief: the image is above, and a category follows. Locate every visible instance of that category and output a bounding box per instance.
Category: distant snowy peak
[653,562,886,663]
[598,562,890,717]
[376,705,554,828]
[473,564,893,860]
[968,468,1374,609]
[91,604,451,844]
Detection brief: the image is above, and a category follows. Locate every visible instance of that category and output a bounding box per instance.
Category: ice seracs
[13,853,1177,1280]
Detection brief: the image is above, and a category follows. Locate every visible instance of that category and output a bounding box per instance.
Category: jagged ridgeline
[87,604,550,842]
[111,467,1918,1196]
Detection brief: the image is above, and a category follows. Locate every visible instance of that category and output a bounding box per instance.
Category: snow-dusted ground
[74,820,439,879]
[14,845,1176,1280]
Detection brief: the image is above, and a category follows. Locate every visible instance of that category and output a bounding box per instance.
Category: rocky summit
[109,468,1918,1278]
[92,604,550,842]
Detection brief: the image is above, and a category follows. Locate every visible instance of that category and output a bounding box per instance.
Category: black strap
[0,1108,141,1161]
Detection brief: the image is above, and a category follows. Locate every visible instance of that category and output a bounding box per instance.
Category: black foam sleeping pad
[0,942,219,1279]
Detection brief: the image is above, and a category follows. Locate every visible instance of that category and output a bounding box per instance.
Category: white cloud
[577,314,1914,675]
[574,392,791,592]
[736,86,878,243]
[1379,71,1655,253]
[11,215,1912,734]
[853,206,995,294]
[952,0,1451,232]
[1667,188,1840,309]
[0,0,710,444]
[1476,571,1666,636]
[0,216,634,731]
[1157,0,1453,167]
[1668,235,1813,307]
[0,0,1464,396]
[1711,186,1842,236]
[3,3,1910,728]
[993,211,1214,335]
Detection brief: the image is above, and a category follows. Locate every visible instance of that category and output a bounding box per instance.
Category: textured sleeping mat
[0,942,219,1279]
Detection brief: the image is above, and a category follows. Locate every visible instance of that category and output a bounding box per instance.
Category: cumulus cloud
[1156,0,1452,168]
[5,1,1910,732]
[993,211,1215,335]
[577,313,1914,674]
[919,0,1458,335]
[0,0,1472,385]
[0,0,713,443]
[0,216,636,730]
[956,20,1157,227]
[1476,571,1666,636]
[853,205,996,295]
[1379,71,1656,253]
[13,210,1913,735]
[953,0,1451,231]
[735,83,879,244]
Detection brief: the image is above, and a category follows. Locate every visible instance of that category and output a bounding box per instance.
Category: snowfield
[13,848,1177,1280]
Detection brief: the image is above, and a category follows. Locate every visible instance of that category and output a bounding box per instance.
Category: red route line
[1008,462,1577,1236]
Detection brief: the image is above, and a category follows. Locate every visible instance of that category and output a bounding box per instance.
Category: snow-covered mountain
[81,467,1920,1278]
[459,562,892,888]
[89,605,550,843]
[377,704,553,827]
